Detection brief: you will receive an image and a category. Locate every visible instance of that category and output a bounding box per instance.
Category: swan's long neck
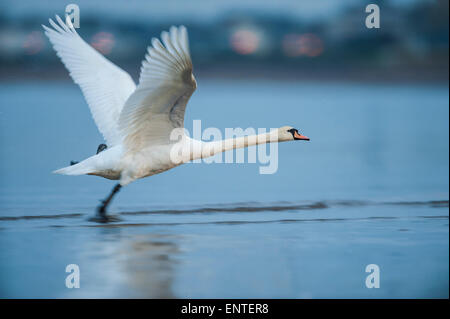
[191,131,278,161]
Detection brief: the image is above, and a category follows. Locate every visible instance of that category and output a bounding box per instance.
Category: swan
[43,15,310,222]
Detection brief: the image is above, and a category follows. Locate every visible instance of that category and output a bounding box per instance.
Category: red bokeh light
[23,31,45,55]
[230,29,260,55]
[90,32,115,55]
[282,33,324,57]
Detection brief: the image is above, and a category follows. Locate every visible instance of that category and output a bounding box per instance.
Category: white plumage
[43,16,136,146]
[45,15,196,185]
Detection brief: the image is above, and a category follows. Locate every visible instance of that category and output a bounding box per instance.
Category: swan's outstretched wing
[118,26,196,151]
[42,15,136,146]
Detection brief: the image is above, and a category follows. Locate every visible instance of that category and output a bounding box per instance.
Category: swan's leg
[95,183,121,222]
[97,143,107,154]
[71,144,106,168]
[69,144,105,168]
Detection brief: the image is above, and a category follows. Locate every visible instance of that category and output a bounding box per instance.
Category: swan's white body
[44,16,306,188]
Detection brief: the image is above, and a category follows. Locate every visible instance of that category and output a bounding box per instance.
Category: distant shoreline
[1,64,448,85]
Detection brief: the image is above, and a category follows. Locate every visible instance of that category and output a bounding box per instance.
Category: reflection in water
[120,234,178,298]
[69,230,179,298]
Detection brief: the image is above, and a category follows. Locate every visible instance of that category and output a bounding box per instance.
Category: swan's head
[276,126,310,142]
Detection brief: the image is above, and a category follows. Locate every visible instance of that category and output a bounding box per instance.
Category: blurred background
[0,0,448,82]
[0,0,448,298]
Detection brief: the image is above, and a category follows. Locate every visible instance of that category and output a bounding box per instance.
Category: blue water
[0,80,448,298]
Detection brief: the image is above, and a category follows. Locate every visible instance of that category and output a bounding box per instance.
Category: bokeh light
[90,32,115,55]
[282,33,324,57]
[22,31,45,55]
[230,29,260,55]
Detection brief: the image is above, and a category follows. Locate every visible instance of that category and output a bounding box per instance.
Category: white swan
[43,15,310,222]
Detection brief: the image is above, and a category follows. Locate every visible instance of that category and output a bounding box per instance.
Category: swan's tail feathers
[53,161,94,176]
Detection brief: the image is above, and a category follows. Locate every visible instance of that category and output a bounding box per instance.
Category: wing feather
[118,26,196,151]
[43,15,136,146]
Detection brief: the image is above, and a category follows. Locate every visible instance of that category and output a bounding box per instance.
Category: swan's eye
[287,128,297,138]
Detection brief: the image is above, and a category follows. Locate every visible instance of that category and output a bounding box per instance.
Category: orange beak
[294,131,310,141]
